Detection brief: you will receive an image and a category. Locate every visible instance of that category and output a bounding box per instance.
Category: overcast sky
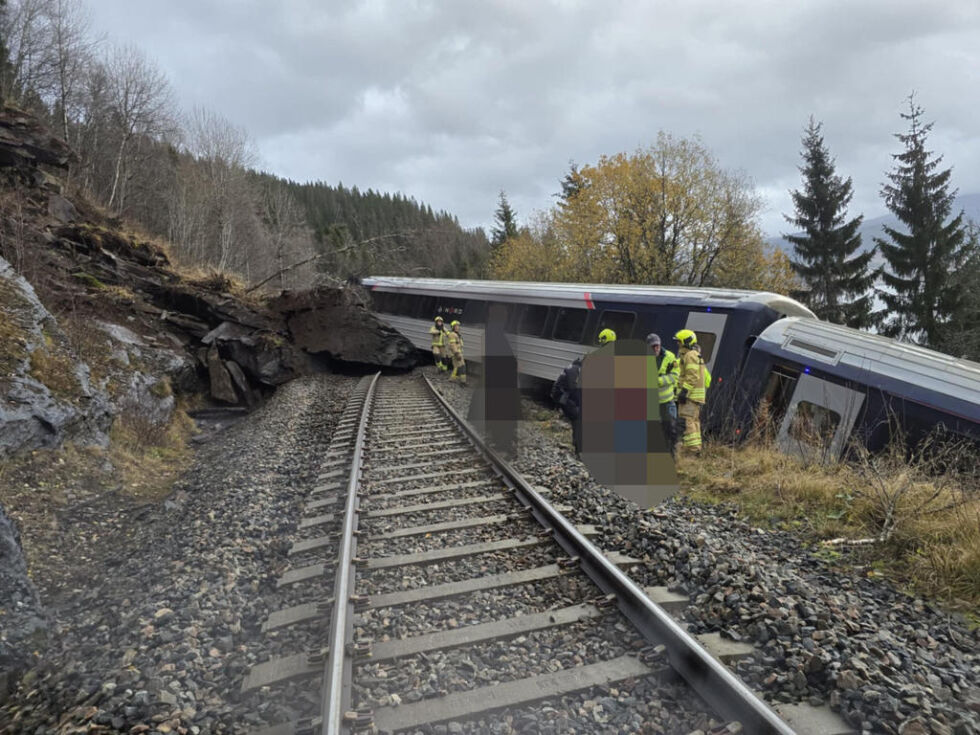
[88,0,980,237]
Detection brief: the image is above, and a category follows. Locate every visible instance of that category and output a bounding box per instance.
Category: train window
[394,294,416,316]
[463,300,487,325]
[789,401,840,446]
[504,305,521,332]
[371,292,394,313]
[759,366,799,430]
[595,310,636,342]
[486,302,512,329]
[694,332,718,363]
[518,305,549,336]
[417,296,436,318]
[552,308,588,342]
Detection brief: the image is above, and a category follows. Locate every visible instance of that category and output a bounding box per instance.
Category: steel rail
[320,372,380,735]
[422,373,797,735]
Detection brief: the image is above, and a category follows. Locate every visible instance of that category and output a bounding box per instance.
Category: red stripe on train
[584,292,594,309]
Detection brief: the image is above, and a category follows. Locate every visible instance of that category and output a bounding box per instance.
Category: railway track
[244,373,797,734]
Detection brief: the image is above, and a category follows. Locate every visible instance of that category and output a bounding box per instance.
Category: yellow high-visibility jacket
[446,329,464,357]
[678,346,707,404]
[648,348,680,404]
[430,324,445,347]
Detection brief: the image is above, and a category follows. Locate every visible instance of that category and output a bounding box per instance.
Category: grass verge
[677,440,980,618]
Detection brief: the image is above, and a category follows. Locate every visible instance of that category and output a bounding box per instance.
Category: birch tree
[103,43,173,212]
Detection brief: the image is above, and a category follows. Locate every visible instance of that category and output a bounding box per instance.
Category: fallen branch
[821,537,878,547]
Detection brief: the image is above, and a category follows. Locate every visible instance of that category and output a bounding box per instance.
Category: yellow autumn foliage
[493,132,798,294]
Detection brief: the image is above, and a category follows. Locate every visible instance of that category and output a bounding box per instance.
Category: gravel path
[430,367,980,735]
[0,374,357,734]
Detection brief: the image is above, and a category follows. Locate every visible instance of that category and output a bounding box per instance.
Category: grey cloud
[89,0,980,235]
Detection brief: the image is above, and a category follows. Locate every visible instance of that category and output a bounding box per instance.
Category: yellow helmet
[451,320,461,328]
[674,329,697,347]
[597,328,617,345]
[434,315,444,323]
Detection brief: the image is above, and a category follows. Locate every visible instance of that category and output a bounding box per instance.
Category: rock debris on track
[1,374,357,734]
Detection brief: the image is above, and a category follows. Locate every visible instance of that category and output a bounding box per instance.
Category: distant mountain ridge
[769,193,980,266]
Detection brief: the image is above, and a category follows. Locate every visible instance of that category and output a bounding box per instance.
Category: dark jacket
[551,358,583,419]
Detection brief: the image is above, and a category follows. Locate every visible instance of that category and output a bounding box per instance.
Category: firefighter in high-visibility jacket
[674,329,708,454]
[447,320,466,384]
[429,315,449,371]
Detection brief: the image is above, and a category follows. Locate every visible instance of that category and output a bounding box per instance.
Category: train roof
[755,317,980,411]
[362,276,817,317]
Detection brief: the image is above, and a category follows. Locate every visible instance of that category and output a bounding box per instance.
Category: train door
[777,373,865,461]
[684,312,727,375]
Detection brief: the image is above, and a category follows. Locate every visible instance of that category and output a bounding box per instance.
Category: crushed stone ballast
[243,373,799,735]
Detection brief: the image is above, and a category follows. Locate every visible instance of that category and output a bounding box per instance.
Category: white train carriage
[363,277,815,431]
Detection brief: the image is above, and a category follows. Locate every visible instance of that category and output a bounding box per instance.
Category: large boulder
[201,321,312,387]
[271,286,417,368]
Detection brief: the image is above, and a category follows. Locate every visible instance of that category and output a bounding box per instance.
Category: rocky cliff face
[0,105,416,699]
[0,104,417,459]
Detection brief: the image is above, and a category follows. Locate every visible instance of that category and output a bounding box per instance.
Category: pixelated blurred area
[580,339,679,507]
[467,303,520,457]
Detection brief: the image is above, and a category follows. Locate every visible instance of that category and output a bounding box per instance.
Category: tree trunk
[108,134,128,211]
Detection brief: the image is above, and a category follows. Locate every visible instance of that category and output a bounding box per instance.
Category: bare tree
[181,106,258,271]
[103,43,174,212]
[1,0,54,103]
[261,180,310,289]
[43,0,100,143]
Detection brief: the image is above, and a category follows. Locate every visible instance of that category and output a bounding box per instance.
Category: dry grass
[27,336,80,400]
[179,265,268,307]
[678,438,980,615]
[0,277,32,377]
[108,401,196,500]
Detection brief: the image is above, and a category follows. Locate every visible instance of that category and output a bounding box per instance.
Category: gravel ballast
[4,367,977,735]
[1,374,357,733]
[431,367,980,735]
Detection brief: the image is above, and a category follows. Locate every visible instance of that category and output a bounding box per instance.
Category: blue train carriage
[738,316,980,460]
[362,276,815,430]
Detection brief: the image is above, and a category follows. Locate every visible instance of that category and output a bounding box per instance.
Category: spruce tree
[875,96,969,347]
[491,191,518,248]
[939,223,980,360]
[784,118,877,327]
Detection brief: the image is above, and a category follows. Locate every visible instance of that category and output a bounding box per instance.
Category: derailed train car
[363,276,980,458]
[362,276,815,432]
[735,317,980,458]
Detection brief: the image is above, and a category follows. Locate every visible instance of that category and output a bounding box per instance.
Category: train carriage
[363,276,816,431]
[738,317,980,459]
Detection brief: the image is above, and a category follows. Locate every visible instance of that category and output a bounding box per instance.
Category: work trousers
[677,400,703,451]
[659,401,678,456]
[450,352,466,382]
[571,414,582,455]
[432,345,448,370]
